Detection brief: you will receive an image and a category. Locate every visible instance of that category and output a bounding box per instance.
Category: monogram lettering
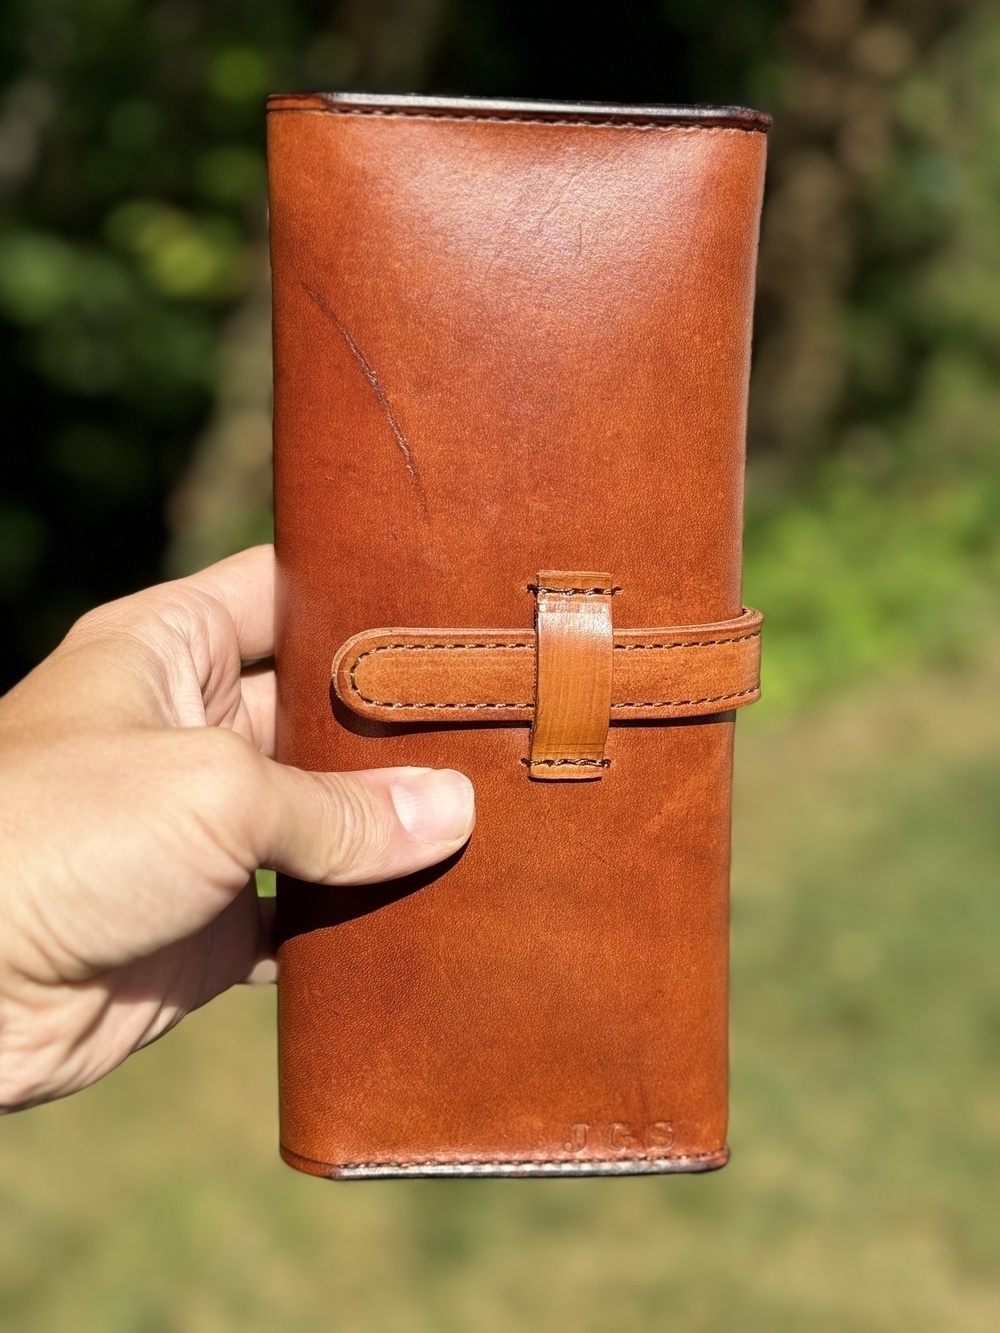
[604,1121,637,1152]
[647,1120,675,1149]
[561,1120,675,1155]
[563,1123,590,1152]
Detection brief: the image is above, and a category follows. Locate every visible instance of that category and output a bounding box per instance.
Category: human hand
[0,545,475,1111]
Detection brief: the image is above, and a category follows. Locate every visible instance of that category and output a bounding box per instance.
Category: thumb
[258,763,475,885]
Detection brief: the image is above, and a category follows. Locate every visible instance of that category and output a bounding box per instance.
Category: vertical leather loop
[528,571,615,781]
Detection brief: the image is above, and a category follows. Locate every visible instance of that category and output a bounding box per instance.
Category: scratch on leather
[304,284,427,512]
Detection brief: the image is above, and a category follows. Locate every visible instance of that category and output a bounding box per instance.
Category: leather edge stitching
[525,757,611,769]
[280,1145,727,1169]
[269,107,766,135]
[614,684,760,709]
[344,632,761,711]
[530,584,620,596]
[616,631,760,649]
[347,640,534,711]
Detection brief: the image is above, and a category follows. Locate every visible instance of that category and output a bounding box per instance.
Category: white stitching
[283,1147,726,1168]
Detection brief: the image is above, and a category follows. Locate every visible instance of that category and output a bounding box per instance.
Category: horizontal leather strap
[332,608,761,724]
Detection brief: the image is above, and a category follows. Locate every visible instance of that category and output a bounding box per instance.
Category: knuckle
[61,601,122,648]
[186,727,263,808]
[319,775,391,877]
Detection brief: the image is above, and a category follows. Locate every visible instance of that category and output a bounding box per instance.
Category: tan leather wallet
[268,92,769,1178]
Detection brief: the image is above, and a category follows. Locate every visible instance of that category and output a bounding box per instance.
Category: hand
[0,545,475,1111]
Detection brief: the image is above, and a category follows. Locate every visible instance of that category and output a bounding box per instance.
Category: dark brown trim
[266,91,771,133]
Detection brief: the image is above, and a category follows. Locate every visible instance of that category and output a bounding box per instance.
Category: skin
[0,545,475,1112]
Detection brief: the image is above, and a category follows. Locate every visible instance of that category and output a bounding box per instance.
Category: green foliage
[0,0,340,683]
[746,475,998,710]
[747,2,1000,712]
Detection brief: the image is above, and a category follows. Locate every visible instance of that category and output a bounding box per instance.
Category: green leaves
[105,199,246,301]
[195,145,266,205]
[0,223,221,398]
[208,47,274,104]
[0,233,80,324]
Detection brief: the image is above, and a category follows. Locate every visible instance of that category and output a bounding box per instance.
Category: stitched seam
[347,640,534,711]
[612,684,759,709]
[282,1146,725,1168]
[358,700,533,710]
[346,637,760,710]
[527,762,610,770]
[530,585,621,596]
[275,106,763,135]
[616,631,760,649]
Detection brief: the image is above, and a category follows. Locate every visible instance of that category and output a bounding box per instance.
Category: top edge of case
[265,91,771,133]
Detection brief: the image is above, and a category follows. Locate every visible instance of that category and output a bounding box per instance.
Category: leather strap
[332,578,762,779]
[527,571,615,781]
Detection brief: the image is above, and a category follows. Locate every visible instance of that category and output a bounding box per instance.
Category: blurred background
[3,0,1000,1328]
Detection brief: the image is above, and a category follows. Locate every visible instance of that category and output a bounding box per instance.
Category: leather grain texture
[269,91,768,1178]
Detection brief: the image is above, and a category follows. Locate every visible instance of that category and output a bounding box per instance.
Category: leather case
[268,92,769,1178]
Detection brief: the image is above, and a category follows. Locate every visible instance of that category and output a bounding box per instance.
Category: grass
[3,653,1000,1330]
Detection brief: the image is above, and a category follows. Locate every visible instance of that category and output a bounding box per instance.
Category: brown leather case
[269,92,768,1179]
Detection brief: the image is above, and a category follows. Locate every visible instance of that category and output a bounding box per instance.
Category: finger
[257,764,475,886]
[179,544,275,662]
[244,895,276,984]
[238,663,276,755]
[183,878,272,1008]
[21,545,278,733]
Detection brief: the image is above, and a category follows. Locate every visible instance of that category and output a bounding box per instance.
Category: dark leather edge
[280,1143,730,1178]
[266,91,771,132]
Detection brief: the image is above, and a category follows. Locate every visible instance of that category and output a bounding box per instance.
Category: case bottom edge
[280,1144,730,1179]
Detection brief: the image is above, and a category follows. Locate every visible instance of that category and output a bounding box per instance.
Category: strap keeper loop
[527,571,614,781]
